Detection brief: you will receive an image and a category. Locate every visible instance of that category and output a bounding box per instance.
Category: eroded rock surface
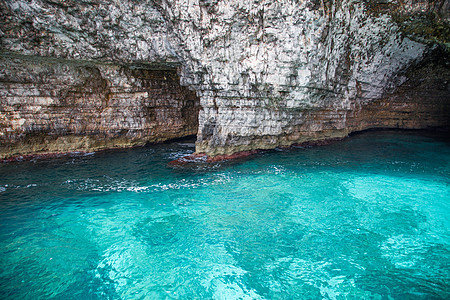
[0,54,199,158]
[1,0,449,159]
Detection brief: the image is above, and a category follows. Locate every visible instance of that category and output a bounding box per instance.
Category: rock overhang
[0,0,449,160]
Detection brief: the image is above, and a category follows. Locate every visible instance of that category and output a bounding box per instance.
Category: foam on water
[0,131,449,299]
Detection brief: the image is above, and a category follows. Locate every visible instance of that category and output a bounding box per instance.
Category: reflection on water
[0,131,449,299]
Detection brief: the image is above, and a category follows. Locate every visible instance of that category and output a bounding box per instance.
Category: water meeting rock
[1,0,449,159]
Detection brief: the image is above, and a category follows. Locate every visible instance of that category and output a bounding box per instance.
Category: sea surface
[0,131,449,299]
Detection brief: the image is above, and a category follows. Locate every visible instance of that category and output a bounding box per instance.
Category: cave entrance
[126,66,201,146]
[0,55,201,160]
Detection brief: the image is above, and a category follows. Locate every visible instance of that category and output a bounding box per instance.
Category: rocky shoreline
[1,0,449,159]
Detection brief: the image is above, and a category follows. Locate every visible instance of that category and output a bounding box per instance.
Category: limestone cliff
[1,0,449,159]
[0,0,200,159]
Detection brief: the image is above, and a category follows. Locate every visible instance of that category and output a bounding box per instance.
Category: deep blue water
[0,131,449,299]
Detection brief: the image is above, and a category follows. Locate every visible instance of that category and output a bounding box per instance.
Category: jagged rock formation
[1,0,449,159]
[0,0,200,159]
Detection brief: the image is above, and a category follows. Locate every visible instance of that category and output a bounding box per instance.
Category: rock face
[0,54,199,158]
[1,0,449,159]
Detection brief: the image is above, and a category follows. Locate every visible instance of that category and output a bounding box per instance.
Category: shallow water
[0,131,449,299]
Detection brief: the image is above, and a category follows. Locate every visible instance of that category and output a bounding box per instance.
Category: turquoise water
[0,131,449,299]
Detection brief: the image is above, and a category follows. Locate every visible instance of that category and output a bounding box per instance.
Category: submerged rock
[1,0,449,159]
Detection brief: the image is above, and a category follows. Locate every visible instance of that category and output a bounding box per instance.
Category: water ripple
[0,131,449,299]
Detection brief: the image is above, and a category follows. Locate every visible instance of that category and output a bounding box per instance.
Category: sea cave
[0,0,449,299]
